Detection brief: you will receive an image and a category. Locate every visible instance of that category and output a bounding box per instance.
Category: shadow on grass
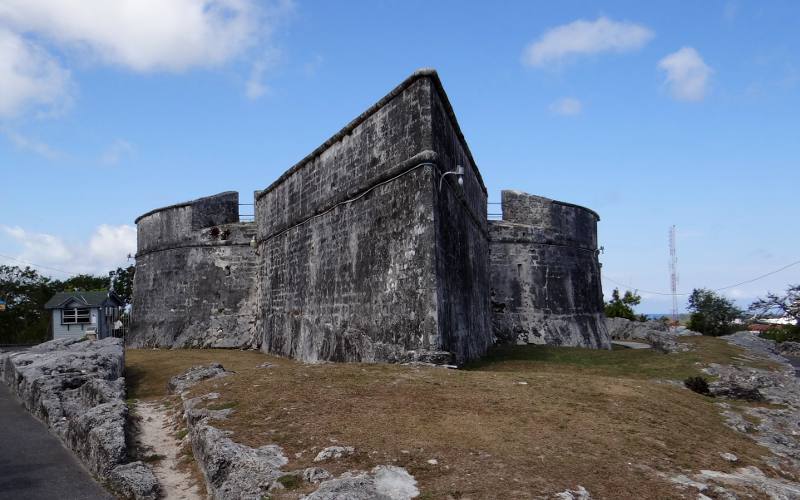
[125,364,147,400]
[463,341,723,381]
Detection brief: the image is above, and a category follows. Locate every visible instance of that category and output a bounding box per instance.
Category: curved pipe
[439,165,464,191]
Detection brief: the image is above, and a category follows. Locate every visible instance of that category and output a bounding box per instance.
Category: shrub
[276,474,301,490]
[686,289,743,336]
[604,288,642,321]
[684,376,711,396]
[760,325,800,343]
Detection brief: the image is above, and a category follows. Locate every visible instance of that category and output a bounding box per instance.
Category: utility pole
[669,225,679,326]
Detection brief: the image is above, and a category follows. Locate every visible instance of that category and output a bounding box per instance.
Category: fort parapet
[128,69,610,363]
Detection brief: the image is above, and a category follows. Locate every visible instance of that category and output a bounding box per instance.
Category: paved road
[0,383,112,500]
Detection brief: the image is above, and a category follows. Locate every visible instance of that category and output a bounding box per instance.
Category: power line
[0,253,78,277]
[603,258,800,297]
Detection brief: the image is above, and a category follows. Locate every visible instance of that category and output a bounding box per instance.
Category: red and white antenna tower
[669,225,679,325]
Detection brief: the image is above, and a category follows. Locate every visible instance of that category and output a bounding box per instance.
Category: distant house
[44,291,124,340]
[748,323,774,334]
[760,316,797,326]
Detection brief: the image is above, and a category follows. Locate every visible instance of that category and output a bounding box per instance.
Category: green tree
[604,288,642,321]
[748,284,800,325]
[109,265,135,305]
[59,274,110,292]
[687,288,743,336]
[0,265,58,344]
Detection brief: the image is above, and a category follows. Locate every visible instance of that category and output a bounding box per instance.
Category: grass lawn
[125,336,785,499]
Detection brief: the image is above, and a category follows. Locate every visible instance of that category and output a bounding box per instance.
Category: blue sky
[0,0,798,313]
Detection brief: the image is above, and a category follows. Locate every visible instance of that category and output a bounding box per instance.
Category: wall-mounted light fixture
[439,165,464,191]
[250,236,260,256]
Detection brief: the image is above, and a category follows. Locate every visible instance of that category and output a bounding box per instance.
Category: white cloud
[522,16,654,67]
[88,225,136,268]
[658,47,712,102]
[1,224,136,276]
[549,97,583,116]
[2,226,73,268]
[0,0,268,72]
[1,127,63,159]
[245,63,269,100]
[100,139,134,166]
[725,288,751,299]
[244,48,283,100]
[0,0,293,116]
[0,27,72,118]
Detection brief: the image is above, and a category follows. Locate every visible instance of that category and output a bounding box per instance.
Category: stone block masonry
[489,191,610,349]
[131,192,259,348]
[255,70,491,364]
[128,68,609,363]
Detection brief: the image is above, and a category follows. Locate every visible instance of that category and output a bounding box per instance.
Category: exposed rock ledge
[706,332,800,471]
[0,338,158,499]
[605,317,699,353]
[172,363,420,499]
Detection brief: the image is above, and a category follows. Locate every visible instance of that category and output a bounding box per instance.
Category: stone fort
[129,69,610,364]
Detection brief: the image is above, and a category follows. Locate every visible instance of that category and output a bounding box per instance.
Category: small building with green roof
[44,290,124,340]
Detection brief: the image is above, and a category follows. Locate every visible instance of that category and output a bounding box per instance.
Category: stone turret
[488,190,610,349]
[130,192,259,348]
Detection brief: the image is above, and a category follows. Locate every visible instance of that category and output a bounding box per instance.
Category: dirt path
[136,400,202,500]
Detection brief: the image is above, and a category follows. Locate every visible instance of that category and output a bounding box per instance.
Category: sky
[0,0,798,313]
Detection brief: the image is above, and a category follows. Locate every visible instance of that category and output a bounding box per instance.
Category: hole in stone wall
[209,227,220,239]
[491,301,507,313]
[61,376,87,390]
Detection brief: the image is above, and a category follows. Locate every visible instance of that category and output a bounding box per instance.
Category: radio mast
[669,225,679,325]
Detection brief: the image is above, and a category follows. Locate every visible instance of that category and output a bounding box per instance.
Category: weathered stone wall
[489,191,610,349]
[129,192,259,348]
[128,69,606,362]
[429,88,493,362]
[254,71,490,364]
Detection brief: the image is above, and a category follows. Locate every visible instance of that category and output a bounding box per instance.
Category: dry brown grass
[125,338,784,499]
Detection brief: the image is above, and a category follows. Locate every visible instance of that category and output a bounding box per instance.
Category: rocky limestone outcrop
[302,466,419,500]
[169,363,290,499]
[670,466,800,499]
[108,462,162,500]
[709,332,800,471]
[168,362,230,394]
[191,422,288,498]
[0,338,158,499]
[314,446,355,462]
[171,362,419,500]
[654,331,800,497]
[605,317,697,353]
[704,363,771,401]
[553,486,592,499]
[778,341,800,357]
[723,330,790,363]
